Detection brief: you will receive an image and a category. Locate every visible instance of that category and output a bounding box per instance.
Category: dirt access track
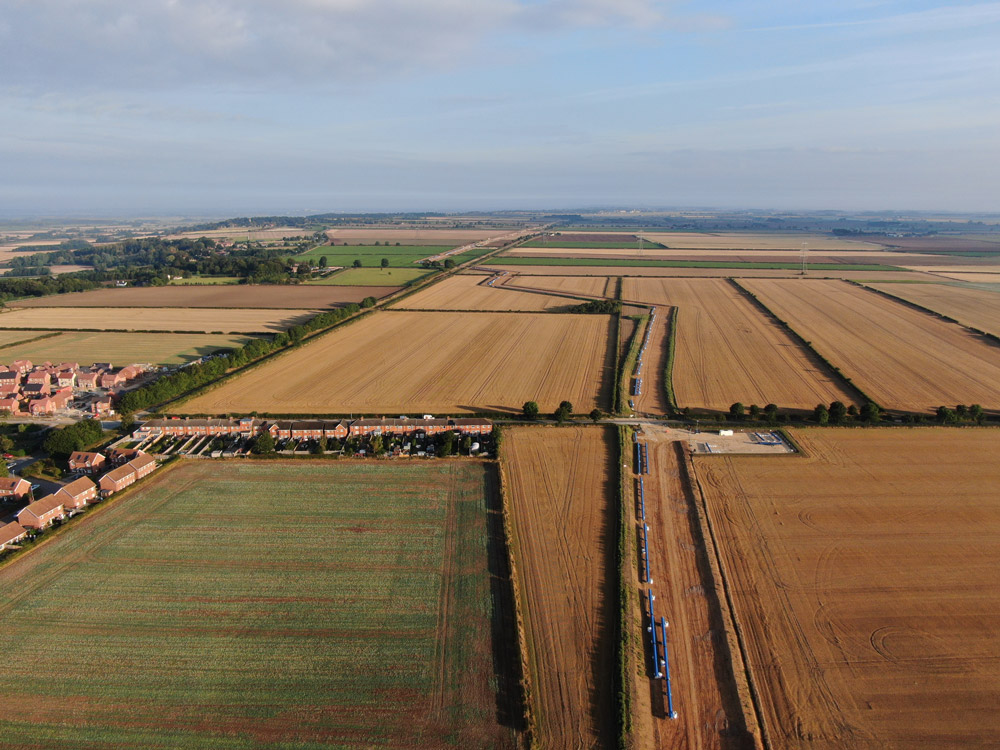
[693,428,1000,748]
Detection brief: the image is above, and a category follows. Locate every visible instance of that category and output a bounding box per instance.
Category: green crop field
[299,245,493,268]
[0,460,519,749]
[497,256,904,271]
[309,267,435,286]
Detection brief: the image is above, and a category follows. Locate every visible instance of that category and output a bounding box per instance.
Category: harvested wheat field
[637,232,884,251]
[742,279,1000,412]
[694,428,1000,748]
[7,285,393,309]
[505,247,913,266]
[927,271,1000,284]
[0,331,255,366]
[390,274,577,311]
[487,265,928,281]
[503,274,616,298]
[178,311,613,415]
[502,426,616,750]
[325,228,500,245]
[623,278,854,412]
[0,307,316,333]
[867,282,1000,337]
[631,427,754,750]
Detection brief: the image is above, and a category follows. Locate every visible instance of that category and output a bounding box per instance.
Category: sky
[1,0,999,216]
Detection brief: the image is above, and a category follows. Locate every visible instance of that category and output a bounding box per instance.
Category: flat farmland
[391,274,579,311]
[9,285,377,308]
[623,278,855,411]
[867,282,1000,337]
[637,232,884,251]
[0,331,255,365]
[0,307,317,333]
[741,279,1000,411]
[0,460,520,749]
[506,247,929,267]
[313,267,432,286]
[0,330,56,348]
[502,426,616,749]
[502,274,616,298]
[487,264,927,281]
[694,429,1000,748]
[325,228,501,245]
[178,311,613,415]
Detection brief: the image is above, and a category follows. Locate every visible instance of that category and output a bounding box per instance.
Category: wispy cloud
[746,2,1000,34]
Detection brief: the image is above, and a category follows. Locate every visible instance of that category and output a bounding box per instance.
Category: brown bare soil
[0,307,316,333]
[631,430,754,750]
[502,426,617,750]
[637,233,885,251]
[177,311,613,415]
[741,279,1000,411]
[623,279,855,412]
[487,265,932,281]
[633,312,671,416]
[503,275,616,298]
[881,236,1000,254]
[693,428,1000,749]
[390,274,576,311]
[867,282,1000,337]
[8,285,397,309]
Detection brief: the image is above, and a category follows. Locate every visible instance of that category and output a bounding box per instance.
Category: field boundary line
[616,310,649,414]
[495,439,538,750]
[685,448,770,750]
[0,330,62,350]
[661,306,678,415]
[728,278,879,409]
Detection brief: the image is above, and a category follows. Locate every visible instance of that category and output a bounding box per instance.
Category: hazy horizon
[3,1,999,215]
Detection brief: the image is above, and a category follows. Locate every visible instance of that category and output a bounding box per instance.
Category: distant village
[0,359,152,417]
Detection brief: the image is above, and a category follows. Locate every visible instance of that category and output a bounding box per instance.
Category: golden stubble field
[0,307,317,334]
[390,274,576,311]
[694,428,1000,748]
[623,278,855,412]
[741,279,1000,411]
[177,311,613,415]
[502,275,616,298]
[487,265,931,281]
[325,228,500,245]
[8,286,391,309]
[636,232,885,251]
[867,282,1000,337]
[501,426,617,750]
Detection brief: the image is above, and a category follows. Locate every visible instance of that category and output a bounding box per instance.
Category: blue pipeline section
[661,617,677,719]
[647,589,661,678]
[638,477,645,521]
[642,523,651,583]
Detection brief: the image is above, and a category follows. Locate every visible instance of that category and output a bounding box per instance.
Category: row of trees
[728,400,882,424]
[566,300,621,314]
[522,400,603,422]
[118,305,360,414]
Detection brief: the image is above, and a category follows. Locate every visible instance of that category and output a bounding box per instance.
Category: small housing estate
[0,359,151,417]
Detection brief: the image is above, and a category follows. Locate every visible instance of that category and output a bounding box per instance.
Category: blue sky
[2,0,999,216]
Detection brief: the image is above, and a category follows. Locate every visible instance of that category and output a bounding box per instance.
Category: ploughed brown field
[741,279,1000,411]
[630,426,754,750]
[636,232,885,251]
[177,311,613,415]
[501,426,617,750]
[7,285,396,309]
[390,273,577,311]
[501,274,616,298]
[694,428,1000,749]
[867,282,1000,337]
[882,235,1000,254]
[0,307,316,333]
[623,278,855,412]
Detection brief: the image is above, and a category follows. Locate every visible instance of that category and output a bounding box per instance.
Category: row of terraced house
[0,360,151,417]
[0,449,158,552]
[137,416,494,441]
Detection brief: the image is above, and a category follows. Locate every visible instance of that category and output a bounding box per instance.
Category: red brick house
[55,477,98,510]
[128,454,157,479]
[50,388,72,408]
[23,383,51,398]
[56,371,77,388]
[29,397,55,416]
[99,465,136,496]
[0,397,22,415]
[0,477,31,502]
[99,371,125,389]
[26,371,50,387]
[92,397,114,416]
[68,451,107,474]
[75,371,100,389]
[16,496,66,529]
[105,448,145,465]
[0,522,27,551]
[10,360,32,375]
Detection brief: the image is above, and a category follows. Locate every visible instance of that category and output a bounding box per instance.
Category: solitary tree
[252,432,275,454]
[728,402,745,420]
[319,256,328,268]
[381,258,389,269]
[361,296,377,308]
[439,431,455,456]
[0,435,14,454]
[554,400,573,422]
[860,401,881,423]
[812,403,829,425]
[522,401,539,420]
[764,403,779,423]
[590,408,604,422]
[444,258,456,268]
[353,259,363,268]
[829,401,848,424]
